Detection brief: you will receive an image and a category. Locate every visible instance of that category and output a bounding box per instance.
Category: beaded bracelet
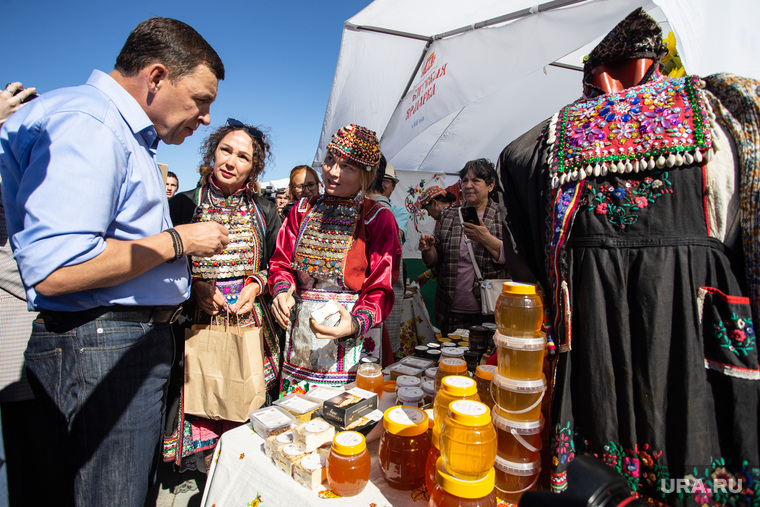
[164,228,184,262]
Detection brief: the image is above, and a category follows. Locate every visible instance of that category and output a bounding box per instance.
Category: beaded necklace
[292,195,361,280]
[190,185,263,280]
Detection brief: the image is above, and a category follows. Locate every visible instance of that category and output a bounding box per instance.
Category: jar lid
[427,342,441,349]
[440,375,477,396]
[332,431,366,455]
[383,380,397,392]
[482,322,497,330]
[441,348,465,359]
[457,341,470,347]
[502,281,539,295]
[435,458,495,498]
[447,400,491,426]
[282,443,306,457]
[442,342,457,348]
[396,375,421,388]
[491,372,546,393]
[439,358,467,373]
[468,325,490,337]
[396,386,425,402]
[426,349,442,359]
[383,406,429,436]
[421,380,436,395]
[300,453,326,471]
[491,411,544,435]
[415,345,429,352]
[493,331,546,351]
[425,367,438,379]
[475,364,496,381]
[493,455,541,475]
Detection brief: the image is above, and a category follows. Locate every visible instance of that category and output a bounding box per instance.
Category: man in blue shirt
[0,18,229,506]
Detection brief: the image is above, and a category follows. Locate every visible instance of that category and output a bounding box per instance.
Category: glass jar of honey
[440,400,497,480]
[494,332,546,381]
[491,373,546,422]
[326,431,371,497]
[495,282,543,337]
[377,406,431,490]
[429,458,497,507]
[474,365,496,411]
[433,376,479,436]
[493,455,541,505]
[435,358,468,391]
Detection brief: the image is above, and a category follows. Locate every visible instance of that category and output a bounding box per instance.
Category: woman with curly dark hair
[162,118,282,472]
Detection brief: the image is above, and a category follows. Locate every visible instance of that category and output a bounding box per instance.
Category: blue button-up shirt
[0,70,191,311]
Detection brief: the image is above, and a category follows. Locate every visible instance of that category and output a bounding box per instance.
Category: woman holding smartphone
[419,158,508,335]
[268,124,401,396]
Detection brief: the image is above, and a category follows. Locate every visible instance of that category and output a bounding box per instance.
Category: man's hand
[174,222,230,257]
[310,301,357,340]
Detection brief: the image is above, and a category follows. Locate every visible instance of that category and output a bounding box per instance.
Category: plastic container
[429,458,497,507]
[377,406,431,490]
[273,393,321,424]
[495,282,543,336]
[492,411,544,463]
[426,349,442,362]
[425,367,439,381]
[399,356,436,370]
[425,425,442,495]
[491,373,546,423]
[441,347,465,360]
[248,406,296,437]
[421,380,436,406]
[474,365,496,411]
[493,456,541,505]
[440,400,497,480]
[414,345,429,357]
[326,431,371,497]
[396,375,422,390]
[494,332,546,381]
[396,386,426,408]
[433,376,479,436]
[435,358,468,391]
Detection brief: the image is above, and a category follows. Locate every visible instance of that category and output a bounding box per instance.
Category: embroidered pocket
[698,287,759,379]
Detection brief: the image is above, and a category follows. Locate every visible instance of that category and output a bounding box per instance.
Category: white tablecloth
[200,423,430,506]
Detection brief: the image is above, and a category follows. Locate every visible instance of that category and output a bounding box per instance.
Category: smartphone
[10,87,39,104]
[459,206,480,225]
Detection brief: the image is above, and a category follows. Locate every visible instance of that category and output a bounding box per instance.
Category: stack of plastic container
[491,282,546,504]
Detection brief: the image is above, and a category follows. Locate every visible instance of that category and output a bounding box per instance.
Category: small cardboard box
[322,387,377,427]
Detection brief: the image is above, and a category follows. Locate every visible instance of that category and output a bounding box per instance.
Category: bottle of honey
[326,431,371,497]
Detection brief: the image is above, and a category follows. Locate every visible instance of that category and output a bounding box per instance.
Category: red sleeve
[267,198,307,296]
[350,206,401,335]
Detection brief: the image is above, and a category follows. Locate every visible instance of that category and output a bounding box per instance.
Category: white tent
[314,0,759,175]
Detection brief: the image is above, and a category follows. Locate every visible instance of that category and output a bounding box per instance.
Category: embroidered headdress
[327,124,381,171]
[415,186,447,209]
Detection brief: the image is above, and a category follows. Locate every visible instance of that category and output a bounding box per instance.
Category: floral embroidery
[547,75,714,188]
[714,313,756,357]
[361,336,376,355]
[583,171,673,229]
[247,493,263,506]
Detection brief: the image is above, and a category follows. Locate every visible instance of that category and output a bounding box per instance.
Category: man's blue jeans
[25,317,173,506]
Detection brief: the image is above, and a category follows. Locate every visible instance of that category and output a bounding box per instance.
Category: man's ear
[146,63,170,94]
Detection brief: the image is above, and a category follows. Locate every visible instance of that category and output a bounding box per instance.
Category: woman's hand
[310,300,357,340]
[229,281,260,314]
[463,219,492,245]
[272,288,296,329]
[418,234,435,253]
[415,272,429,287]
[193,280,227,315]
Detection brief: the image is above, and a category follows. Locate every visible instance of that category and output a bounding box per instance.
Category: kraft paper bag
[184,324,267,422]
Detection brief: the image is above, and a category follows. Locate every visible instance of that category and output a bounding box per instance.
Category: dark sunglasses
[226,118,264,139]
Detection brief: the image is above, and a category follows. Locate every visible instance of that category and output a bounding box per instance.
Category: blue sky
[1,0,373,191]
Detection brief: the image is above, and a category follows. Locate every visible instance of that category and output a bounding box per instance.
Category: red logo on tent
[422,52,436,76]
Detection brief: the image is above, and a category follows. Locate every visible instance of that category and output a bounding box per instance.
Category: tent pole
[345,22,431,42]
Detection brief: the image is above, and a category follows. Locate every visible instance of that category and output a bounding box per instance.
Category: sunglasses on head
[226,118,264,139]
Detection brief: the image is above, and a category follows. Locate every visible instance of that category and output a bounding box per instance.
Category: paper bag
[184,324,267,422]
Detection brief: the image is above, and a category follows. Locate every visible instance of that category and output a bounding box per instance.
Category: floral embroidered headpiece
[415,186,447,209]
[327,124,381,171]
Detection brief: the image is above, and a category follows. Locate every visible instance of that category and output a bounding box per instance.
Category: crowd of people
[0,8,758,507]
